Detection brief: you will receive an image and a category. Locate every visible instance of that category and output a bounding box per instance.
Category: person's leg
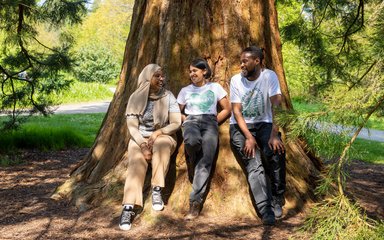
[150,135,177,211]
[122,139,148,207]
[230,124,275,225]
[182,115,202,169]
[255,122,286,217]
[151,135,177,187]
[189,115,218,203]
[120,139,147,230]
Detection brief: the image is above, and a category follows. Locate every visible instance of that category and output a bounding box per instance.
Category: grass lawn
[292,99,384,131]
[51,81,115,104]
[0,113,105,154]
[350,139,384,164]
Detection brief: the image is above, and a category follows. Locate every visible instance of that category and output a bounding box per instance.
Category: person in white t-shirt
[230,46,286,226]
[177,58,231,220]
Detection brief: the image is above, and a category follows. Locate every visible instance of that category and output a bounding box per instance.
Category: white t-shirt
[177,82,227,116]
[230,69,281,124]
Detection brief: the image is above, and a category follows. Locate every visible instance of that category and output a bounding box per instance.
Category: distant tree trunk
[53,0,321,218]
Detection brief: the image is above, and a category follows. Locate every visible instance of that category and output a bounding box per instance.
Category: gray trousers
[230,123,286,214]
[183,114,218,203]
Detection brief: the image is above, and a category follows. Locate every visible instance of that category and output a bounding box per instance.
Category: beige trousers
[122,135,177,207]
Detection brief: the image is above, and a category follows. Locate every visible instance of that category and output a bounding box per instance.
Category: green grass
[0,113,105,154]
[51,81,115,104]
[349,139,384,164]
[292,98,384,131]
[304,131,384,164]
[291,98,323,113]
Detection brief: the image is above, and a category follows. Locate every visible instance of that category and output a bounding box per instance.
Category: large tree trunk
[53,0,321,218]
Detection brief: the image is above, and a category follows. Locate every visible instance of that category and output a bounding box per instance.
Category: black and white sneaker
[272,196,284,218]
[119,207,135,231]
[152,186,164,211]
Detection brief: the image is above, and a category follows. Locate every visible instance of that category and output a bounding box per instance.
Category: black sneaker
[261,211,276,226]
[152,186,164,211]
[272,196,284,218]
[119,207,135,231]
[185,201,201,220]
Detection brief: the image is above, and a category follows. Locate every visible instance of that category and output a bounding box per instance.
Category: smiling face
[189,65,207,87]
[240,52,261,80]
[150,69,165,93]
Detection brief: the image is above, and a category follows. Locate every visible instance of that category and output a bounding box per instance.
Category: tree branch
[336,95,384,196]
[348,61,377,91]
[312,0,332,30]
[17,4,33,68]
[338,0,364,54]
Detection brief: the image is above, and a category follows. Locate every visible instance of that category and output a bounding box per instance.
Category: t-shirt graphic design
[189,90,215,113]
[241,88,265,118]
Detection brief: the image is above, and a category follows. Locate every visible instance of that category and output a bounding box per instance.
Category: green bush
[73,44,119,83]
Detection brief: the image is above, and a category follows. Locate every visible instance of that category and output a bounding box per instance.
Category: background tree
[70,0,134,84]
[0,0,88,129]
[53,0,322,222]
[277,0,384,238]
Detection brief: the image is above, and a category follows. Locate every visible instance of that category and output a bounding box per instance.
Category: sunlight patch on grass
[0,113,105,154]
[349,139,384,164]
[51,81,115,104]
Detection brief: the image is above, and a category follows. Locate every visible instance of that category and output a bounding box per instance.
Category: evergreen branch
[312,0,332,30]
[348,61,378,91]
[0,64,10,77]
[17,3,33,68]
[336,96,384,196]
[32,36,56,52]
[338,0,364,54]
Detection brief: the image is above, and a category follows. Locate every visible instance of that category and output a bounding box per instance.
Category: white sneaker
[152,186,164,211]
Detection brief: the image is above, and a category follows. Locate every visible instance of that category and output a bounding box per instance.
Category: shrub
[73,44,119,83]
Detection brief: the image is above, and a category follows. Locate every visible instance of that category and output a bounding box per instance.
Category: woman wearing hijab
[119,64,181,231]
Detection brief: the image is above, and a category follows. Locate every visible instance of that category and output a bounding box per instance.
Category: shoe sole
[119,224,132,231]
[152,204,164,211]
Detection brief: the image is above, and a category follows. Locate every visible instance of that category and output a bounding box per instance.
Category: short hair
[242,46,264,62]
[190,58,212,79]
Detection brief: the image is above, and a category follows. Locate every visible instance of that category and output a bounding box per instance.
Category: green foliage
[350,139,384,164]
[72,44,119,83]
[0,126,88,152]
[281,91,384,239]
[50,81,114,104]
[292,98,384,131]
[0,113,105,153]
[70,0,134,73]
[0,0,88,129]
[278,0,384,112]
[301,195,382,240]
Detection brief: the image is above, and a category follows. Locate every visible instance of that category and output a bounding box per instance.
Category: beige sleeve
[160,112,181,135]
[126,116,146,146]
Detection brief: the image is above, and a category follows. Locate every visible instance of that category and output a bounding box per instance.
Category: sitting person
[177,58,231,219]
[119,64,181,231]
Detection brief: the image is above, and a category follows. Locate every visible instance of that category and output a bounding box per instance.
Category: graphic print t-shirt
[229,69,281,124]
[177,82,227,116]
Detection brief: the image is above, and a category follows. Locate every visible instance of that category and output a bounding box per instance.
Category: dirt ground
[0,149,383,240]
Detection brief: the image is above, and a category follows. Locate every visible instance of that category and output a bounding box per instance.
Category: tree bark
[53,0,321,217]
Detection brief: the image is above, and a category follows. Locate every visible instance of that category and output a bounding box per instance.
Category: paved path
[53,101,111,114]
[351,128,384,142]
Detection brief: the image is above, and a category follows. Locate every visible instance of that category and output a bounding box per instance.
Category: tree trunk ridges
[53,0,322,217]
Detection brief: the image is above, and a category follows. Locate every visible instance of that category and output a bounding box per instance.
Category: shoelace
[152,191,162,204]
[121,210,135,223]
